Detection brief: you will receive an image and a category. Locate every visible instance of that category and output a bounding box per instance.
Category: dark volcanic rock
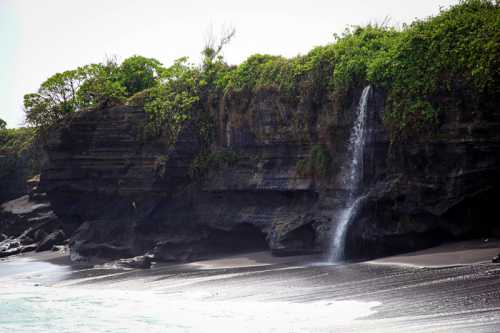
[0,175,69,258]
[39,88,500,261]
[116,254,154,269]
[51,245,65,252]
[40,102,335,261]
[33,229,48,242]
[20,236,34,245]
[344,88,500,259]
[0,247,21,258]
[21,244,38,253]
[493,254,500,264]
[36,230,66,252]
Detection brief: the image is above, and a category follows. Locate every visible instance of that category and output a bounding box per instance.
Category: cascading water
[329,85,371,262]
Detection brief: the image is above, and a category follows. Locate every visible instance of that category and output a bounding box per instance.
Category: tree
[119,55,163,95]
[201,25,235,89]
[77,61,127,109]
[144,58,200,143]
[24,66,90,128]
[202,25,235,65]
[0,118,6,130]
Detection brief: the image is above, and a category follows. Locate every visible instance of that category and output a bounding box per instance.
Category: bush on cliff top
[370,0,500,137]
[222,0,499,137]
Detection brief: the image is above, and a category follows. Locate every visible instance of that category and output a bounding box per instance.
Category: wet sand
[1,240,500,332]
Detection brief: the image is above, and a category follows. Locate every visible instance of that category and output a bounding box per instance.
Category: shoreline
[368,238,500,268]
[1,238,498,280]
[2,239,500,332]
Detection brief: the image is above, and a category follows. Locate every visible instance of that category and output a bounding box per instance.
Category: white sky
[0,0,458,128]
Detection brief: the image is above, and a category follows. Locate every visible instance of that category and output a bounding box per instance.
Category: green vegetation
[223,48,337,103]
[0,127,40,179]
[296,144,332,179]
[188,149,240,181]
[222,0,499,137]
[138,58,201,143]
[24,55,163,131]
[21,0,499,148]
[368,0,500,137]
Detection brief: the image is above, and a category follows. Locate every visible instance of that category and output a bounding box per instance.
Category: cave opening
[209,223,269,254]
[273,223,317,256]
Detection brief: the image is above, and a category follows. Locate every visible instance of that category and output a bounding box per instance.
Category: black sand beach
[1,240,500,332]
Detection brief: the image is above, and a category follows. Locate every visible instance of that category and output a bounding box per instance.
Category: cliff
[38,85,500,261]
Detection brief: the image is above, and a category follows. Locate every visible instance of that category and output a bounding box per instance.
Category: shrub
[369,0,500,137]
[296,144,332,179]
[188,150,240,181]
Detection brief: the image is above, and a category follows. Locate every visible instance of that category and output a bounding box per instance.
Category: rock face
[39,88,500,262]
[345,88,500,258]
[36,229,66,252]
[0,177,69,258]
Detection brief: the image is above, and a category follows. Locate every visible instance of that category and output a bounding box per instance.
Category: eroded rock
[38,87,500,262]
[116,254,155,269]
[36,230,66,252]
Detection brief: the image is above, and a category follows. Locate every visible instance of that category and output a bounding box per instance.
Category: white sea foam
[0,284,380,333]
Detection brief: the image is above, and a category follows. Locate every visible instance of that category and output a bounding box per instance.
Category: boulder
[36,230,66,252]
[0,247,21,258]
[117,254,154,269]
[493,254,500,264]
[21,244,38,253]
[51,245,65,252]
[0,238,22,258]
[20,236,34,245]
[33,229,48,242]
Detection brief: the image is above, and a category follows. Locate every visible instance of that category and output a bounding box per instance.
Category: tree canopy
[24,56,165,130]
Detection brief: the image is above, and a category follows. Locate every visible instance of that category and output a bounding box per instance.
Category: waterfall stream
[329,86,371,262]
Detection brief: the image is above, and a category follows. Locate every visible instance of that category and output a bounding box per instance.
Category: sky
[0,0,458,128]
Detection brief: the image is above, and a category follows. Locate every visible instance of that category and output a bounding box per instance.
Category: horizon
[0,0,458,128]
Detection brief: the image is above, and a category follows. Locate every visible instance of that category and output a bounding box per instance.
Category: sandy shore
[2,239,500,332]
[369,239,500,268]
[186,239,500,269]
[2,238,498,272]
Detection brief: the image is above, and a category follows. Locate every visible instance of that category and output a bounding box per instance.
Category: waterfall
[329,85,371,262]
